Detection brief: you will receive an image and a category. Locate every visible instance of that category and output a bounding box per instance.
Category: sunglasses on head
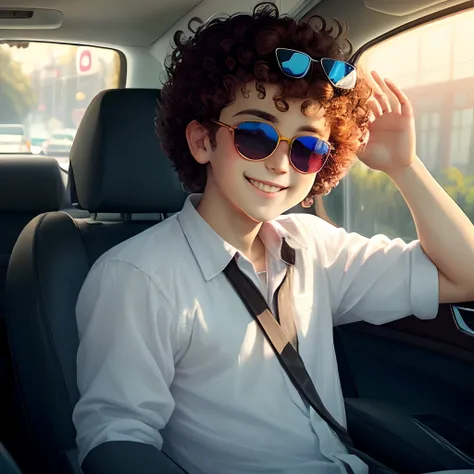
[275,48,357,90]
[213,120,331,174]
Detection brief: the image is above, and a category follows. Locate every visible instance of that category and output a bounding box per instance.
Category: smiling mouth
[246,177,287,194]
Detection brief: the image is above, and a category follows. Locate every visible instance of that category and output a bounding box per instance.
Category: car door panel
[335,303,474,472]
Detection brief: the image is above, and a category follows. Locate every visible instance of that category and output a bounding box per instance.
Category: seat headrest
[0,157,68,213]
[69,88,188,214]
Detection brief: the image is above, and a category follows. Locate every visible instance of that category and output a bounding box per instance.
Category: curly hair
[157,2,372,197]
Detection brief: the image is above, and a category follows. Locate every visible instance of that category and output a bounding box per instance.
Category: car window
[0,42,121,168]
[317,9,474,241]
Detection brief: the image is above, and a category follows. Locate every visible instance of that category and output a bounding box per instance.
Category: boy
[73,3,474,474]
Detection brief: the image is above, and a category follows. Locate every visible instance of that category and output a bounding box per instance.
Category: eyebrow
[233,108,326,135]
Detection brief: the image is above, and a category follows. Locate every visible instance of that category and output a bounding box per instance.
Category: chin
[240,205,288,223]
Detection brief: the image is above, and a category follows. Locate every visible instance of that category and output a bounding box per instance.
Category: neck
[196,188,263,261]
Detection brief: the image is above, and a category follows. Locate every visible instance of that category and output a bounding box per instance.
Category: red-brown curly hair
[157,2,372,198]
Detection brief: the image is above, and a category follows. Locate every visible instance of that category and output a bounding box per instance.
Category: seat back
[0,441,23,474]
[0,157,67,317]
[5,88,187,474]
[0,157,68,462]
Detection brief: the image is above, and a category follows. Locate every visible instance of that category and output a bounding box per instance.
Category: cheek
[292,172,317,197]
[218,145,242,170]
[215,133,241,164]
[211,142,245,183]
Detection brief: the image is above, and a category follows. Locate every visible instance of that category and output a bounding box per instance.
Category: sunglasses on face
[213,120,331,174]
[275,48,357,90]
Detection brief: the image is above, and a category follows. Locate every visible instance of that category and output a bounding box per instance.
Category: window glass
[0,42,121,169]
[318,9,474,240]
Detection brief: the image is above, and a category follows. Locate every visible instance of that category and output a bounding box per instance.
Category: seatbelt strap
[223,239,354,448]
[223,239,401,474]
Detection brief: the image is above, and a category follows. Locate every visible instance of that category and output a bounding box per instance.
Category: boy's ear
[186,120,212,165]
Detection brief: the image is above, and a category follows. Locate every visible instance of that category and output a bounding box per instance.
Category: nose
[265,140,290,175]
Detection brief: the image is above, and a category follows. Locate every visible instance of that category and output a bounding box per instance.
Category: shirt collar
[177,194,305,281]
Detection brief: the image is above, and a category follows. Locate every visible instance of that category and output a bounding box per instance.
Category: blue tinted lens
[234,121,279,160]
[276,49,311,78]
[291,136,330,173]
[321,58,356,89]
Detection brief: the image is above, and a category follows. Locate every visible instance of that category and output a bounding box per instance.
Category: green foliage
[322,163,474,241]
[346,163,415,240]
[440,167,474,221]
[0,47,36,124]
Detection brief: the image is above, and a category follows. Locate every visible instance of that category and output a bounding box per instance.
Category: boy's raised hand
[357,70,417,176]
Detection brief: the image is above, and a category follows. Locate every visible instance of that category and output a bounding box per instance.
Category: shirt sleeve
[73,258,179,466]
[297,214,440,326]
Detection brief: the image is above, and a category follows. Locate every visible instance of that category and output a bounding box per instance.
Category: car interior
[0,0,473,473]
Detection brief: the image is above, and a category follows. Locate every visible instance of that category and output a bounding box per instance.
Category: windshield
[51,133,75,141]
[0,42,120,165]
[0,125,24,135]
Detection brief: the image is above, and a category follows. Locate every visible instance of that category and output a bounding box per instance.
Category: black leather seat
[0,157,68,464]
[5,88,187,474]
[0,441,23,474]
[0,157,68,319]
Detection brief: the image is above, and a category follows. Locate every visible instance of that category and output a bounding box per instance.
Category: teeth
[249,179,281,193]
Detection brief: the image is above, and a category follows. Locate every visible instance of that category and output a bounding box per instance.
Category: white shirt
[73,194,439,474]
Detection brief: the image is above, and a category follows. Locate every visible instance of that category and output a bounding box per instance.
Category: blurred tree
[105,52,121,89]
[321,163,474,241]
[438,167,474,222]
[0,46,36,124]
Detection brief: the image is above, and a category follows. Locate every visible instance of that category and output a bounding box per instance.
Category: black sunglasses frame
[275,48,357,90]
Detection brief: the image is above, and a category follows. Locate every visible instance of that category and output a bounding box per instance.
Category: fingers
[367,95,382,120]
[370,70,402,115]
[384,77,413,117]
